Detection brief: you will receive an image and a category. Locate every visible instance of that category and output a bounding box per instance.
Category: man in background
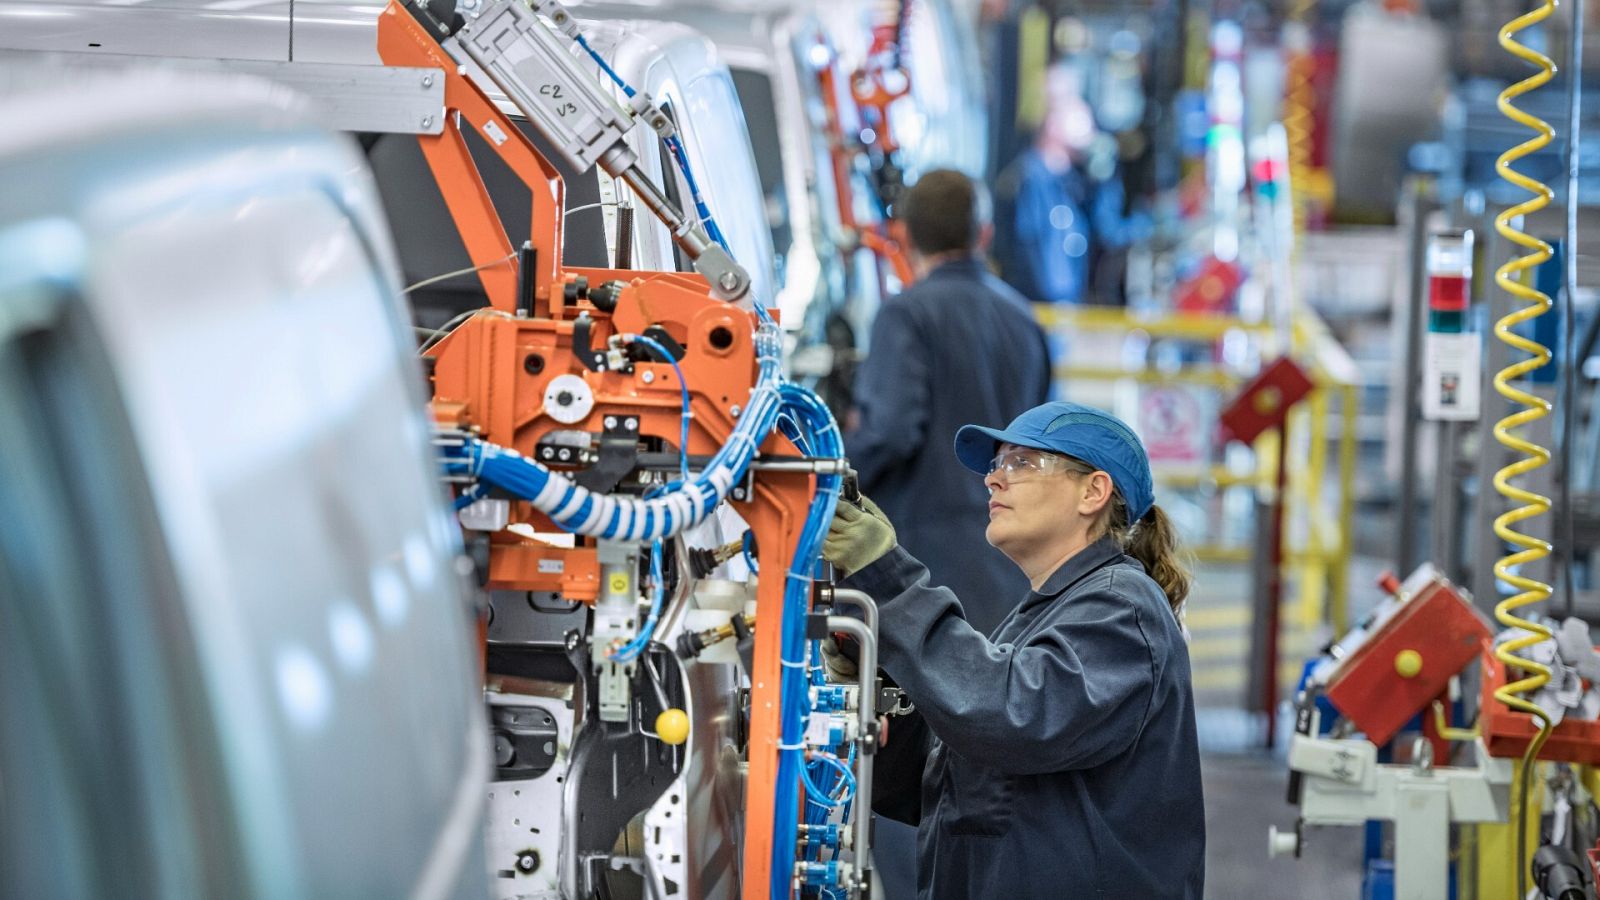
[847,169,1051,633]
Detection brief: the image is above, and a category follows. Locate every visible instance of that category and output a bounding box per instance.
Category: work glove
[820,636,859,681]
[822,494,896,577]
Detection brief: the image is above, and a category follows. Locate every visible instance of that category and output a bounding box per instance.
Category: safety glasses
[985,447,1084,483]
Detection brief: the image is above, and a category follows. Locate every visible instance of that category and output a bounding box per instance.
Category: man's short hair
[901,168,991,256]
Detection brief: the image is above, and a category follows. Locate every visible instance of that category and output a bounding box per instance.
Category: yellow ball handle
[1394,649,1423,679]
[655,708,690,746]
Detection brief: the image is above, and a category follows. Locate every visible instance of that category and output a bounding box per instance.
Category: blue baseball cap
[954,401,1155,521]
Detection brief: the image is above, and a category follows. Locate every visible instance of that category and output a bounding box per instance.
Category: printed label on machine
[804,711,833,746]
[1421,333,1480,421]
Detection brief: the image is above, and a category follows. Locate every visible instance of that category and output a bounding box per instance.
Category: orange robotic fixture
[850,5,915,160]
[427,277,780,599]
[377,2,859,897]
[813,34,915,289]
[424,272,818,898]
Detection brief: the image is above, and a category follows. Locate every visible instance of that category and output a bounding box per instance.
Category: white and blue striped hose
[442,323,783,541]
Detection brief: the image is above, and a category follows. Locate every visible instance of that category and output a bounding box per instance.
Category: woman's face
[983,444,1111,562]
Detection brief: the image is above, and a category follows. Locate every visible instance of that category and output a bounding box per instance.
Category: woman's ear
[1077,470,1114,517]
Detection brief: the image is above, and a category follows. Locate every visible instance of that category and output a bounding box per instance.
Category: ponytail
[1058,455,1194,618]
[1122,506,1192,617]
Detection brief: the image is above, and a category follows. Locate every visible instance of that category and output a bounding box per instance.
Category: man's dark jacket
[845,256,1051,636]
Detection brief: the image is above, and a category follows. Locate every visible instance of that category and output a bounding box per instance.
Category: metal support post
[1397,178,1438,575]
[1472,217,1520,615]
[1392,777,1452,899]
[1430,420,1465,582]
[1264,427,1290,749]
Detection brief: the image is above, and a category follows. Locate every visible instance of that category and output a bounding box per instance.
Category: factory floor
[1194,493,1395,898]
[1201,752,1362,899]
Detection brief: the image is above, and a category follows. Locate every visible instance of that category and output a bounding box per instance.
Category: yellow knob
[1253,386,1283,416]
[655,708,690,746]
[1395,649,1423,679]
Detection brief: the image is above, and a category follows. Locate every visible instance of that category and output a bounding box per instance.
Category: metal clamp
[572,312,630,373]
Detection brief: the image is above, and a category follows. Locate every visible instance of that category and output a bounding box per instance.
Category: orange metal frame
[377,1,564,314]
[813,37,915,289]
[378,4,811,896]
[850,17,913,159]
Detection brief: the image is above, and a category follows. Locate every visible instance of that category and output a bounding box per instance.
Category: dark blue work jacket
[845,257,1050,636]
[844,538,1205,899]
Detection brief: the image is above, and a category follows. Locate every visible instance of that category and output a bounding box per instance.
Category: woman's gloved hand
[823,494,896,577]
[820,636,859,681]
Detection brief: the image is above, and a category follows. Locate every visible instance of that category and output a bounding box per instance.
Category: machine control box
[1325,577,1490,745]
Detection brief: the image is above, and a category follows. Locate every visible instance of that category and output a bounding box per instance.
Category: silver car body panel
[0,63,488,898]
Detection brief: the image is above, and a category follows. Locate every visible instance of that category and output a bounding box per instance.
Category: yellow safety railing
[1035,304,1358,633]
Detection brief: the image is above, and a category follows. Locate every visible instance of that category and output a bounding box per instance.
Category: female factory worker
[824,400,1205,898]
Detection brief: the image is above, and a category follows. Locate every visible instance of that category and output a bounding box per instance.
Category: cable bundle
[443,324,783,541]
[769,384,845,897]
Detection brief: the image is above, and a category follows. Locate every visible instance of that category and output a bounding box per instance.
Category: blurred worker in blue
[845,169,1050,636]
[994,65,1150,304]
[826,401,1205,899]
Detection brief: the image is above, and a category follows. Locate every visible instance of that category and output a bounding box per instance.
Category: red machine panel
[1220,356,1315,444]
[1325,579,1490,746]
[1173,256,1244,313]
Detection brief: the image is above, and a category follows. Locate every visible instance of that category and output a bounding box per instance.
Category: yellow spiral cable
[1490,0,1557,887]
[1282,2,1316,246]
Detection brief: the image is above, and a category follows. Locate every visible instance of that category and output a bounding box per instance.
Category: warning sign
[1139,385,1208,466]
